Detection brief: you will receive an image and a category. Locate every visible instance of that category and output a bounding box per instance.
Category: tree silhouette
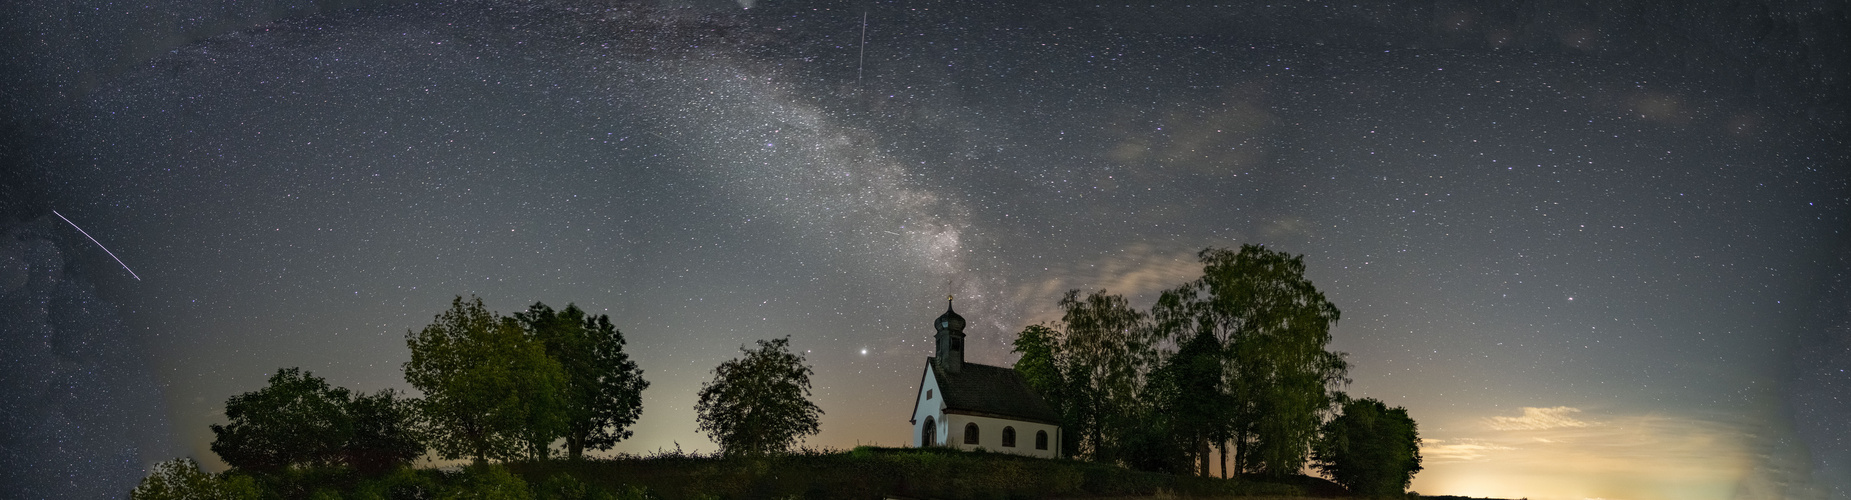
[340,389,424,476]
[404,296,566,463]
[515,303,649,461]
[208,368,422,476]
[1011,324,1074,457]
[1055,289,1156,463]
[695,336,822,456]
[209,368,350,474]
[1147,329,1227,475]
[1314,398,1423,497]
[1154,245,1349,477]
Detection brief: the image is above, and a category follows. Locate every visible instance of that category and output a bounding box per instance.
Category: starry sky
[2,1,1847,499]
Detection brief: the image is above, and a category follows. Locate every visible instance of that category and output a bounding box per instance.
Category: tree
[1313,398,1422,497]
[209,368,424,476]
[1055,289,1156,464]
[130,458,262,500]
[1010,324,1064,408]
[341,389,426,476]
[405,296,568,463]
[694,336,822,456]
[1147,329,1227,476]
[515,303,649,461]
[1010,324,1074,457]
[210,368,352,474]
[1155,245,1348,477]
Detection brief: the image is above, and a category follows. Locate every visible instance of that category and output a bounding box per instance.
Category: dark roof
[924,357,1061,425]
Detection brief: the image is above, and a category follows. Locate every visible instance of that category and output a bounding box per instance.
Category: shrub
[130,459,262,500]
[352,467,444,500]
[534,473,619,500]
[1313,398,1423,498]
[439,464,532,500]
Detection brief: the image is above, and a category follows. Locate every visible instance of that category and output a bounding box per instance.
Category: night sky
[2,1,1847,499]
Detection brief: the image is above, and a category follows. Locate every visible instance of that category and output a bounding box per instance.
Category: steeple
[934,295,966,373]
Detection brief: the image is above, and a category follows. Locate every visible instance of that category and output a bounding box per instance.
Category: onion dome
[935,295,966,332]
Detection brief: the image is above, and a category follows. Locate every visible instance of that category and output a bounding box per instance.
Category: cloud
[1421,438,1516,464]
[1487,406,1594,431]
[1009,243,1205,324]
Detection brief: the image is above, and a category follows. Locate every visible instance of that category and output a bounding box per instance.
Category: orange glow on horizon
[1411,407,1756,500]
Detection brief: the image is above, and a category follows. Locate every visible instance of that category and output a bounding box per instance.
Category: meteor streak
[52,210,141,281]
[857,11,867,88]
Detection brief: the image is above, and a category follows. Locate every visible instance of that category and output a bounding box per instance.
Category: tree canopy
[1055,289,1155,463]
[515,302,649,461]
[1146,329,1227,475]
[129,459,261,500]
[209,368,351,474]
[1010,324,1072,455]
[1012,245,1366,481]
[341,389,425,476]
[208,368,423,476]
[1010,324,1064,403]
[1313,398,1423,497]
[694,336,823,456]
[405,296,568,463]
[1154,245,1350,477]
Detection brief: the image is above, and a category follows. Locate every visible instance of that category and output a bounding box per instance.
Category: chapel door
[922,416,936,446]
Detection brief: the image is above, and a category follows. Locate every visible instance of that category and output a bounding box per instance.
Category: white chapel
[908,298,1062,458]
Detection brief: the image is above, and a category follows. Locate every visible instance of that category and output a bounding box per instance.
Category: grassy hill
[507,446,1346,500]
[133,446,1524,500]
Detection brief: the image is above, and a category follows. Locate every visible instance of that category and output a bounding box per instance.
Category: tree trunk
[1219,439,1228,479]
[562,425,584,461]
[1080,398,1095,461]
[1234,431,1247,477]
[1197,438,1209,476]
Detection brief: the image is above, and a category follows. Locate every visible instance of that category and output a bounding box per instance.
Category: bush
[130,459,262,500]
[438,464,533,500]
[534,473,619,500]
[1313,398,1423,498]
[352,467,444,500]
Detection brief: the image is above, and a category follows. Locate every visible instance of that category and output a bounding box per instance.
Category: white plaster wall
[943,413,1060,459]
[910,363,1061,459]
[911,364,946,447]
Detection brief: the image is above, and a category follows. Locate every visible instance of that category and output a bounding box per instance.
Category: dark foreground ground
[132,446,1524,499]
[508,446,1354,500]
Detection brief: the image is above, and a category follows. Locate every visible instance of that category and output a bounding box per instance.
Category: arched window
[1035,430,1049,450]
[963,422,980,445]
[922,416,936,446]
[1002,426,1017,447]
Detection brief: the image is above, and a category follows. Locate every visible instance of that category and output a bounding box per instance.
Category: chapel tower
[933,296,966,373]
